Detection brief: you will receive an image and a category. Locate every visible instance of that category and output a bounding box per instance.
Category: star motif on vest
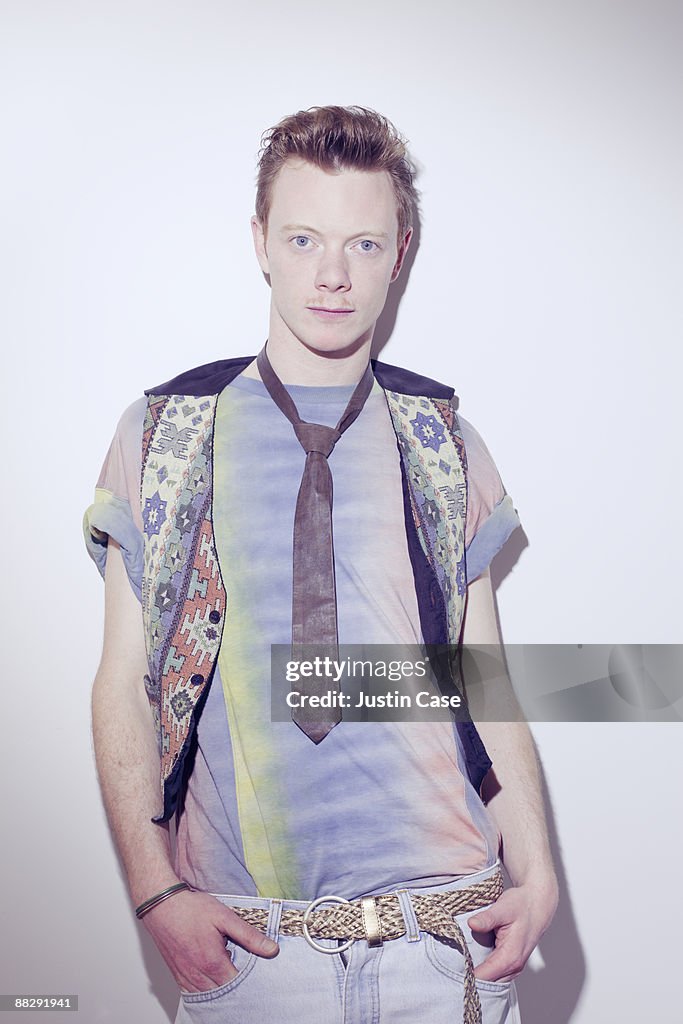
[410,411,447,453]
[155,581,178,615]
[143,491,168,536]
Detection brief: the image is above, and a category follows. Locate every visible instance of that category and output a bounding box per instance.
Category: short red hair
[256,105,418,241]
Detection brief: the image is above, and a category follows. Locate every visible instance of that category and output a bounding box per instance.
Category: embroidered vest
[140,356,491,822]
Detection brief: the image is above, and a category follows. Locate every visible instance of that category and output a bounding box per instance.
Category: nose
[314,247,351,292]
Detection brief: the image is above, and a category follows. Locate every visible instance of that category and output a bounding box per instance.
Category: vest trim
[145,356,455,401]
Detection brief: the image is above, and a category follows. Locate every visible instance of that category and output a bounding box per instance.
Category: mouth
[307,307,355,321]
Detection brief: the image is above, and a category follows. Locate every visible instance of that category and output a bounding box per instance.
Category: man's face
[251,160,411,357]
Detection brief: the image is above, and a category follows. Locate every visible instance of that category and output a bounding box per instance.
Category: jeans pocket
[425,931,514,1016]
[180,940,258,1005]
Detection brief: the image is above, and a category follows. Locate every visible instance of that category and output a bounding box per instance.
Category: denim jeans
[175,863,521,1024]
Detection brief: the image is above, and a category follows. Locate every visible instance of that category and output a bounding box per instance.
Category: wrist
[135,881,192,919]
[514,869,559,913]
[130,872,183,909]
[506,857,558,895]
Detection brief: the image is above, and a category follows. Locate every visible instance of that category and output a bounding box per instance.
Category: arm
[92,541,278,991]
[460,567,559,982]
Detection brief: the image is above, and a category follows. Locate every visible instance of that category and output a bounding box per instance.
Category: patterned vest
[140,356,492,822]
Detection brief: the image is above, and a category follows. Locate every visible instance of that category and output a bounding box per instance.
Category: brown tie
[256,345,375,742]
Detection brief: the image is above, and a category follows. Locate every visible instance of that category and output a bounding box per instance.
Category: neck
[244,333,373,386]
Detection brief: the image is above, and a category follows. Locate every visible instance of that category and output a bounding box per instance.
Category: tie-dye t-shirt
[85,370,520,901]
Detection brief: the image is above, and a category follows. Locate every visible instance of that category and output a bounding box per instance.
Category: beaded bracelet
[135,882,191,919]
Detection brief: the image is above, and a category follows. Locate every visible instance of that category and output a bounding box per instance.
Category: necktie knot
[294,422,341,458]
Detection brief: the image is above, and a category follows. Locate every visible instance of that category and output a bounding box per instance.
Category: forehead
[267,159,399,232]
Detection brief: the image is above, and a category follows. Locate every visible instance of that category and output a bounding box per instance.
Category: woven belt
[229,869,504,1024]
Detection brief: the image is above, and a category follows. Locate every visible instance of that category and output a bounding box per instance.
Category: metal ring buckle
[302,894,354,954]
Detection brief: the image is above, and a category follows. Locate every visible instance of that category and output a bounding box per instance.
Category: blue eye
[293,235,310,247]
[358,240,377,252]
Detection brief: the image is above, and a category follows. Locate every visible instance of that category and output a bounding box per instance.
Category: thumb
[219,905,279,957]
[468,908,498,932]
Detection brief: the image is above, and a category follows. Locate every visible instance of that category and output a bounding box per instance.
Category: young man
[85,106,558,1024]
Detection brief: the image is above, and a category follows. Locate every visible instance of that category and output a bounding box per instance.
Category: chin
[304,340,369,360]
[295,329,373,359]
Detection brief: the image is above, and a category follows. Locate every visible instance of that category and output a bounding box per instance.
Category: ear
[390,228,413,282]
[251,215,270,274]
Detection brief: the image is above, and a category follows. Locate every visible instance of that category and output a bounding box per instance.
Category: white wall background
[1,2,681,1022]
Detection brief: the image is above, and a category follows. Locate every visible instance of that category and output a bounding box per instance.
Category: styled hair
[255,105,418,241]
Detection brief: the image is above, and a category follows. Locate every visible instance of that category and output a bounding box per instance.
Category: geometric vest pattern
[139,363,476,822]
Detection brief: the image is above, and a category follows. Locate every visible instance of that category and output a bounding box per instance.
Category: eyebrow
[280,224,390,239]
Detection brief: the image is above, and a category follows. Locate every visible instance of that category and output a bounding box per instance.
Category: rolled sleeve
[83,397,146,601]
[465,493,520,582]
[459,415,521,582]
[83,488,144,600]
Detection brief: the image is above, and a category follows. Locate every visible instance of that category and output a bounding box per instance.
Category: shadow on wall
[138,927,181,1022]
[510,746,586,1024]
[492,542,586,1024]
[513,807,586,1024]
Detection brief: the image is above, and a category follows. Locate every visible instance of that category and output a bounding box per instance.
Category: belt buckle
[302,894,354,954]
